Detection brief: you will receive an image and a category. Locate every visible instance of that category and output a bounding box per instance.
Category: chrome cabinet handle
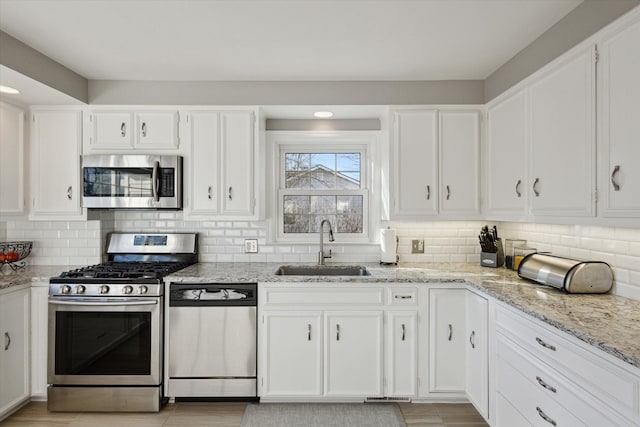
[120,122,126,137]
[152,161,160,202]
[208,186,213,200]
[535,337,556,351]
[308,324,311,341]
[141,122,147,137]
[336,324,340,341]
[228,186,233,201]
[536,376,557,393]
[611,165,621,191]
[469,331,475,349]
[4,332,10,351]
[533,178,540,197]
[67,186,72,200]
[394,295,412,300]
[515,179,522,198]
[401,324,406,341]
[448,324,452,341]
[446,185,451,200]
[536,407,557,426]
[426,185,430,200]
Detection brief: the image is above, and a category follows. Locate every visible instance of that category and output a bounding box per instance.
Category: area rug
[240,403,406,427]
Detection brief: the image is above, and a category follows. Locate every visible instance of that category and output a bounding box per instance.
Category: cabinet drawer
[497,351,586,427]
[496,332,628,426]
[495,305,639,419]
[387,287,418,306]
[262,287,384,306]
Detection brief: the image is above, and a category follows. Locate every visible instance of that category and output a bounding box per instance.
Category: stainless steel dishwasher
[168,283,257,398]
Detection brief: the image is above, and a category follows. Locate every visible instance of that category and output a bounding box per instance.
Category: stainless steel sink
[275,265,371,276]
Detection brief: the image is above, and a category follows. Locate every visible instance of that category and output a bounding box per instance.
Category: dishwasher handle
[169,282,258,306]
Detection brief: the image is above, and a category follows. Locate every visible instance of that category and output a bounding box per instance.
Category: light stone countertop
[168,262,640,369]
[2,262,638,369]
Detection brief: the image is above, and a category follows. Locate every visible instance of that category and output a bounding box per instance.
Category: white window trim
[267,131,381,244]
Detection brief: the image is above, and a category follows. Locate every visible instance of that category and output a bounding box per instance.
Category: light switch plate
[411,239,424,254]
[244,239,258,253]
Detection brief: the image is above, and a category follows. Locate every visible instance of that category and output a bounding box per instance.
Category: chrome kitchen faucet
[318,219,335,265]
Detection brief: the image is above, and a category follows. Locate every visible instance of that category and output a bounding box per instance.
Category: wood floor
[2,401,489,427]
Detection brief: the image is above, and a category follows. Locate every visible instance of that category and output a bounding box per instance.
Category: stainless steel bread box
[517,253,613,294]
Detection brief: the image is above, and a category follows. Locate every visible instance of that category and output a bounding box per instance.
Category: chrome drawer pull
[536,407,557,426]
[469,331,475,349]
[446,185,451,200]
[448,324,452,341]
[425,185,431,200]
[515,179,522,198]
[208,186,213,200]
[336,324,340,341]
[4,332,10,351]
[401,324,406,341]
[120,122,126,137]
[307,324,311,341]
[536,376,557,393]
[533,177,540,197]
[141,122,147,137]
[535,337,556,351]
[611,165,621,191]
[67,186,72,200]
[394,295,412,300]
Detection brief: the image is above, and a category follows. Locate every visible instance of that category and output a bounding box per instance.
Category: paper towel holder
[380,234,399,266]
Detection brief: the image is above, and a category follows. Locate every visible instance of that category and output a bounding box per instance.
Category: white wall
[4,215,639,301]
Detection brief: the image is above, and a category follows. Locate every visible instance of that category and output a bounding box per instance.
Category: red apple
[6,252,19,262]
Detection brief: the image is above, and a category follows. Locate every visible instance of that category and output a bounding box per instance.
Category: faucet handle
[326,249,332,259]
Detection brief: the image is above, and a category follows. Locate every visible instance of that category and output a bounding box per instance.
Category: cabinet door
[136,111,179,149]
[429,289,466,393]
[31,110,84,219]
[465,291,488,419]
[262,312,323,396]
[529,46,595,217]
[486,90,528,216]
[598,16,640,217]
[89,111,134,149]
[325,311,383,397]
[495,392,532,427]
[387,311,418,397]
[392,110,438,217]
[30,286,48,399]
[220,111,255,215]
[188,112,220,215]
[0,102,25,215]
[0,288,30,417]
[439,111,480,215]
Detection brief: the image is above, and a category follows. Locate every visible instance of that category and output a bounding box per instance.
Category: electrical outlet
[411,239,424,254]
[244,239,258,253]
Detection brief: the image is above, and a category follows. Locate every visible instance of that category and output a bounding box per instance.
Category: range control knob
[60,285,71,295]
[138,285,149,295]
[75,285,86,294]
[122,285,134,295]
[99,285,110,294]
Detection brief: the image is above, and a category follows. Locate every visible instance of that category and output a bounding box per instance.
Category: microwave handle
[152,161,160,202]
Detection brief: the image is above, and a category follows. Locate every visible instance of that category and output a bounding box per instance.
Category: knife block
[480,238,504,268]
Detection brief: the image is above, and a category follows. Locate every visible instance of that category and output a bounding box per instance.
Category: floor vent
[365,396,411,402]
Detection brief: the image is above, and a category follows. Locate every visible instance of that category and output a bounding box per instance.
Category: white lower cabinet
[429,288,466,393]
[262,312,323,397]
[492,302,640,426]
[386,311,418,397]
[30,285,49,400]
[465,291,488,419]
[325,312,383,397]
[0,287,30,420]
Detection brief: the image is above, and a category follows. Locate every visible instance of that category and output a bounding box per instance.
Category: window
[269,132,379,243]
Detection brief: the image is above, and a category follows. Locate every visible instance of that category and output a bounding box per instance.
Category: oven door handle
[48,299,158,307]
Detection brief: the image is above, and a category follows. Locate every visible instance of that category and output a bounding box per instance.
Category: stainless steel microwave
[81,154,183,209]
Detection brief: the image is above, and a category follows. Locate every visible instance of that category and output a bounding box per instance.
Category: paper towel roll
[380,228,398,263]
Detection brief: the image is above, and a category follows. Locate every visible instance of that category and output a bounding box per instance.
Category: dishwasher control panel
[169,283,257,306]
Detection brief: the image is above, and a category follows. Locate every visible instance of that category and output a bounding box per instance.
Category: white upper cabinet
[185,109,256,218]
[439,111,480,216]
[391,108,480,219]
[598,13,640,217]
[486,90,528,217]
[528,45,596,217]
[30,110,84,219]
[0,102,25,216]
[392,110,438,217]
[85,109,179,152]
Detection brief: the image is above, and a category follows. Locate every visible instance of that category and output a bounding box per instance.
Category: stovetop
[56,261,192,280]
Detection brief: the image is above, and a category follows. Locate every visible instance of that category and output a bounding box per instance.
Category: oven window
[83,167,175,197]
[55,312,151,375]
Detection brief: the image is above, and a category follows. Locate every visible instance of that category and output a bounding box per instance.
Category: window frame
[267,131,380,244]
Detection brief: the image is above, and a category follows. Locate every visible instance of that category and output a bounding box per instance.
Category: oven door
[48,297,162,386]
[81,154,182,209]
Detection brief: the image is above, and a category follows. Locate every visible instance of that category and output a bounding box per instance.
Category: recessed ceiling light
[0,85,20,95]
[313,111,333,118]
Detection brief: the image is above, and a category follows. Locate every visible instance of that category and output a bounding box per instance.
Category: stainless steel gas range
[47,232,197,412]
